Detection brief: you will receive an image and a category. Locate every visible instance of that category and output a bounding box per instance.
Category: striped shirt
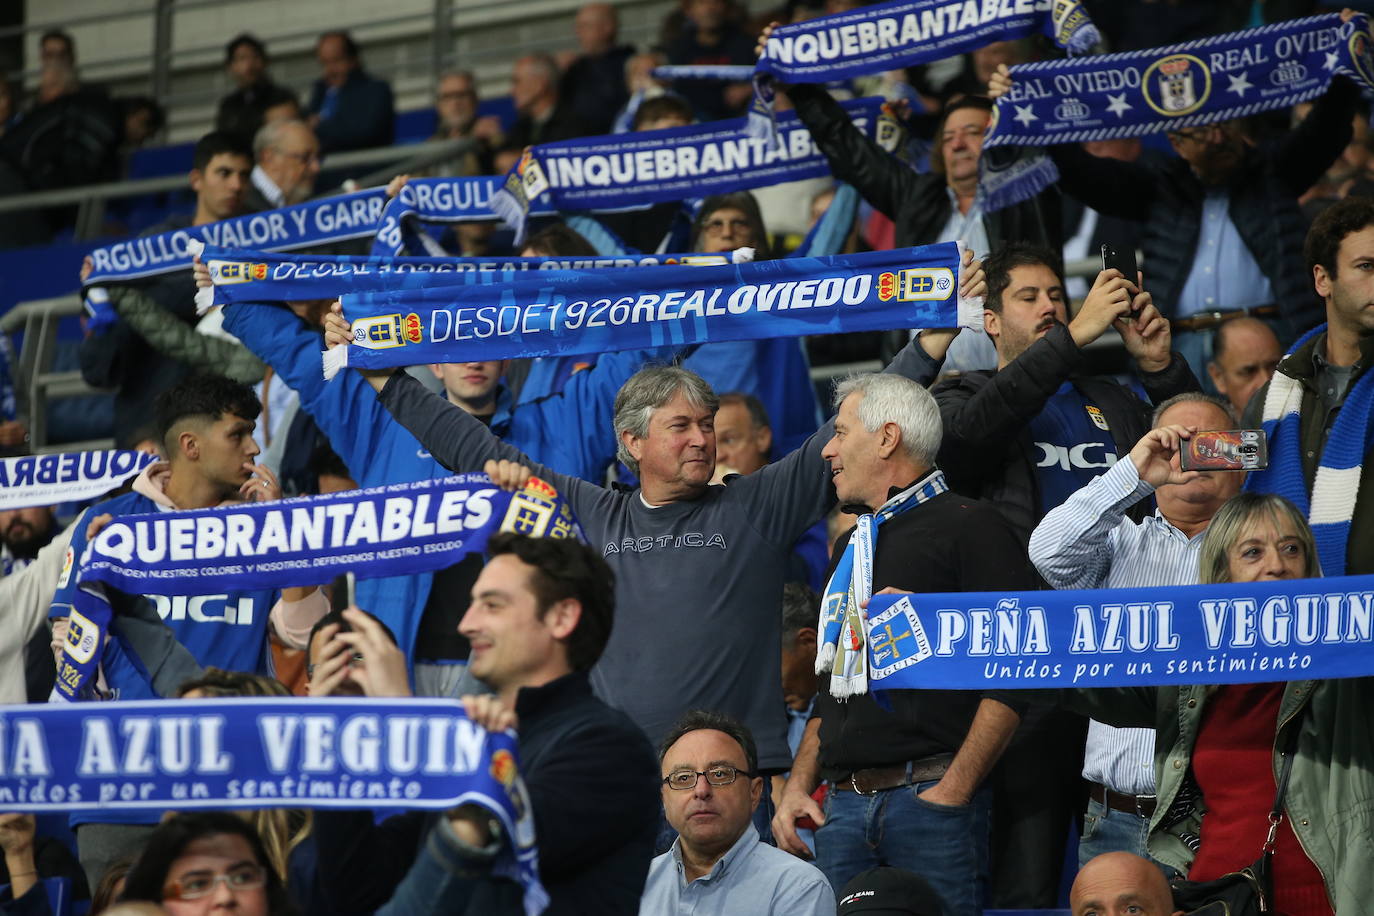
[1028,456,1205,795]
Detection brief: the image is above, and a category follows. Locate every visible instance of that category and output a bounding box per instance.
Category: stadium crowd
[0,0,1372,914]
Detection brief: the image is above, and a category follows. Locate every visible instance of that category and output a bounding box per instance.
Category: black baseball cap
[837,867,949,916]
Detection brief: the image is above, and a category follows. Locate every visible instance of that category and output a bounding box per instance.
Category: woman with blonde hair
[1065,493,1371,915]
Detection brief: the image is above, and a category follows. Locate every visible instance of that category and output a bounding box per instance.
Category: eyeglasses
[276,147,321,165]
[164,863,266,900]
[305,651,364,679]
[1167,127,1213,145]
[662,765,753,790]
[701,217,749,236]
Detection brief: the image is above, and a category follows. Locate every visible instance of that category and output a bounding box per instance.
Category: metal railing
[0,294,111,453]
[0,137,475,240]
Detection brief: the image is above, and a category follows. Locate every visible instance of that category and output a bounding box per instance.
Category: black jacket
[932,323,1199,544]
[215,78,293,141]
[788,82,1063,252]
[78,215,199,442]
[307,68,395,153]
[1047,77,1360,343]
[311,672,660,915]
[816,485,1038,778]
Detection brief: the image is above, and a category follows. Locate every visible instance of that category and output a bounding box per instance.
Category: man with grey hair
[323,261,983,848]
[1028,390,1242,874]
[508,52,588,147]
[244,118,320,209]
[771,371,1034,916]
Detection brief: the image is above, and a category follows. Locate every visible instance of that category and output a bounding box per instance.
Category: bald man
[1206,316,1282,416]
[1070,853,1182,916]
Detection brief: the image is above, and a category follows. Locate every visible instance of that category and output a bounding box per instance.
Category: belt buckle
[850,773,877,796]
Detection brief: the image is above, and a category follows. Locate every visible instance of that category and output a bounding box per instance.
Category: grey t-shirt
[378,340,941,768]
[380,372,833,769]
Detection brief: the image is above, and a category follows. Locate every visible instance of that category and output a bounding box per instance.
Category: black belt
[1089,780,1157,817]
[1171,305,1279,333]
[832,753,954,796]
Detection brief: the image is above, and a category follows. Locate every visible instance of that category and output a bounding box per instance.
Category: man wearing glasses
[641,710,834,915]
[244,118,321,210]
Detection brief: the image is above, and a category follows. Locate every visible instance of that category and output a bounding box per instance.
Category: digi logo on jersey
[876,267,954,302]
[209,260,269,284]
[152,594,256,626]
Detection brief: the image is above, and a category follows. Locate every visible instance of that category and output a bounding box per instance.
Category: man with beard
[0,505,56,577]
[930,243,1198,908]
[989,42,1361,372]
[0,503,64,702]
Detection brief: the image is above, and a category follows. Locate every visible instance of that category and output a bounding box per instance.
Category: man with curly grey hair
[325,258,985,856]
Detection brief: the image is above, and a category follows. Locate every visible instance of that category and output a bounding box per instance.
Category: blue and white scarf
[1247,325,1374,577]
[651,65,756,82]
[371,176,558,257]
[489,98,893,244]
[190,242,752,311]
[84,189,389,285]
[54,474,582,703]
[750,0,1099,142]
[819,471,949,698]
[980,13,1374,210]
[862,573,1374,689]
[0,450,156,511]
[325,242,979,377]
[0,698,548,916]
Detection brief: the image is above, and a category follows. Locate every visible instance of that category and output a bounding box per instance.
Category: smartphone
[329,572,354,614]
[1180,429,1269,472]
[1102,243,1141,317]
[1101,243,1139,285]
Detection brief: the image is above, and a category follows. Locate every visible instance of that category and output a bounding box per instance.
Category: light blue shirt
[1028,456,1206,795]
[1175,191,1273,317]
[639,824,834,916]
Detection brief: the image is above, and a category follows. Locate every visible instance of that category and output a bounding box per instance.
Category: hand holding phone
[1179,429,1269,472]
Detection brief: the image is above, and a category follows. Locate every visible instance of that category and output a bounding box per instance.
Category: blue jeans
[1078,797,1180,880]
[815,779,991,916]
[1171,329,1217,395]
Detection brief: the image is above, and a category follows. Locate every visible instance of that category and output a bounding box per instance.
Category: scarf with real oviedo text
[0,450,156,511]
[1246,324,1374,577]
[53,474,582,704]
[861,573,1374,690]
[979,12,1374,211]
[489,97,898,245]
[0,698,548,916]
[324,242,979,378]
[819,471,949,698]
[750,0,1098,144]
[189,241,754,311]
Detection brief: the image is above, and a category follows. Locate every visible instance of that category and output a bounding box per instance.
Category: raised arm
[786,82,929,223]
[1028,457,1149,589]
[108,287,266,383]
[221,302,421,482]
[987,62,1154,222]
